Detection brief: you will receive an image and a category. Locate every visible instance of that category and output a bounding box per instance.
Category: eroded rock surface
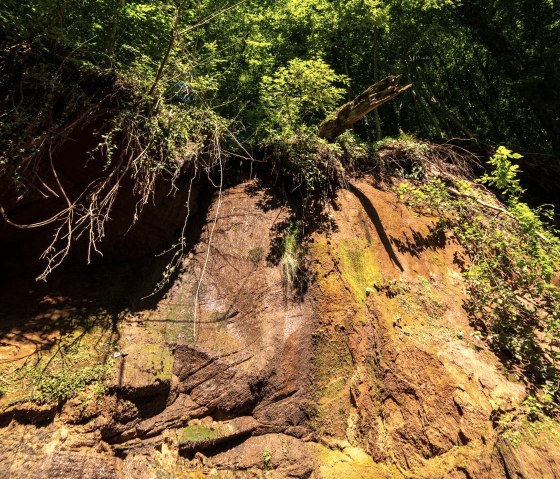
[1,178,560,478]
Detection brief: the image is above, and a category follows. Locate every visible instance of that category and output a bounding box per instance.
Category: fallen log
[318,75,411,141]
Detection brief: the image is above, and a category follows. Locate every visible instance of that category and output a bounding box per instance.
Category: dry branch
[318,75,411,141]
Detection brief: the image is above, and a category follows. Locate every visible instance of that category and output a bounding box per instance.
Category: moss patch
[394,276,444,319]
[158,298,195,345]
[312,329,354,437]
[179,425,220,445]
[150,266,198,346]
[144,343,174,382]
[339,240,383,303]
[36,363,111,403]
[309,239,357,437]
[247,246,264,265]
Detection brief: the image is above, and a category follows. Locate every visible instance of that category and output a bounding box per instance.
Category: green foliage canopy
[260,58,347,134]
[3,0,559,150]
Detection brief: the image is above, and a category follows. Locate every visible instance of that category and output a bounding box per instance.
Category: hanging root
[1,101,229,281]
[374,139,482,181]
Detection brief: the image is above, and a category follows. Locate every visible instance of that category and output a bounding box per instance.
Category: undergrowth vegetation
[0,312,116,406]
[0,27,231,281]
[279,221,305,293]
[36,363,110,403]
[397,146,560,415]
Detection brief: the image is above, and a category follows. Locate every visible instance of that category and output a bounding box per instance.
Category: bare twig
[193,146,223,344]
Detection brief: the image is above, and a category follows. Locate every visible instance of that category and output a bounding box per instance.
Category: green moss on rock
[339,240,383,303]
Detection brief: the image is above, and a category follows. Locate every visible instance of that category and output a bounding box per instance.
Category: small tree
[260,58,347,135]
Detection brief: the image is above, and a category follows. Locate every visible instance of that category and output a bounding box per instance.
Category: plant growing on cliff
[397,146,560,414]
[247,246,264,265]
[478,146,524,197]
[281,222,303,291]
[259,59,351,195]
[37,364,110,403]
[265,132,347,194]
[261,448,273,470]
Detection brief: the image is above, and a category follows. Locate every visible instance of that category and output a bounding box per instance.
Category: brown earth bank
[1,176,560,478]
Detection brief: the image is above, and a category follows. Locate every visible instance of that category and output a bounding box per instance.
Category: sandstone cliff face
[1,177,560,478]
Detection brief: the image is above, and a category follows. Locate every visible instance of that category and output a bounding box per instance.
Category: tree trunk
[318,75,411,141]
[148,4,183,98]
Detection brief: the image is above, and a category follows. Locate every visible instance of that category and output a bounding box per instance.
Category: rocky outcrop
[1,177,560,478]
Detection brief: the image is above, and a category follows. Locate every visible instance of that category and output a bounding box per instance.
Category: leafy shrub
[260,58,348,135]
[479,146,524,197]
[37,364,110,403]
[397,146,560,413]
